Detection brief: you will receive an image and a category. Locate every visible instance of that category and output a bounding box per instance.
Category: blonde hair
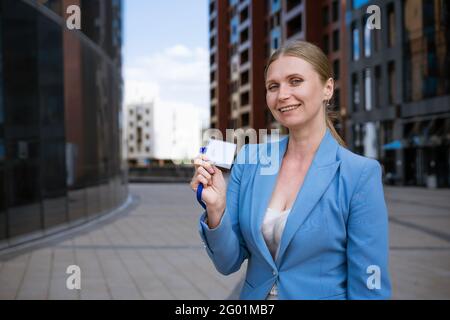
[264,40,346,147]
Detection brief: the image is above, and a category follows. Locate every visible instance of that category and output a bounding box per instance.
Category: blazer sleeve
[198,144,250,275]
[347,159,392,299]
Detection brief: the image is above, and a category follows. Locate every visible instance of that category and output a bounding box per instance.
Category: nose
[277,83,291,102]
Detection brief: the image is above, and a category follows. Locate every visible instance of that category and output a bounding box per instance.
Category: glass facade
[0,0,127,245]
[403,0,450,102]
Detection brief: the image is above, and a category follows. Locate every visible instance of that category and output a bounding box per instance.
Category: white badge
[203,140,237,170]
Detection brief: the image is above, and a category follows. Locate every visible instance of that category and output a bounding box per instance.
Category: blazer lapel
[250,134,289,270]
[275,129,341,266]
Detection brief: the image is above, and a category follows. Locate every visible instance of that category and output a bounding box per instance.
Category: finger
[194,158,214,174]
[198,167,212,182]
[212,165,222,175]
[197,174,208,187]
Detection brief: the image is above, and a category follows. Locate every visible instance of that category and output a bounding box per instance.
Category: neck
[286,118,327,162]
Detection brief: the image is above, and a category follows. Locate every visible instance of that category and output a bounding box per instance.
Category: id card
[203,139,237,170]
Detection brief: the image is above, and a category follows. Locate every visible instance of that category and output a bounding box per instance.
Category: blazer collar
[250,128,342,269]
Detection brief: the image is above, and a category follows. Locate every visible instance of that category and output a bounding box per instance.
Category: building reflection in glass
[0,0,127,247]
[403,0,449,102]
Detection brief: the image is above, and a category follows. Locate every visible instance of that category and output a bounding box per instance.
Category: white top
[261,207,291,299]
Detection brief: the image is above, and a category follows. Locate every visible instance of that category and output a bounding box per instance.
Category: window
[352,123,364,155]
[352,73,360,111]
[229,44,238,57]
[375,66,381,108]
[388,61,396,105]
[240,91,249,106]
[364,17,371,57]
[352,23,360,61]
[230,80,239,93]
[286,14,302,38]
[240,27,249,43]
[333,60,340,80]
[322,5,329,26]
[270,12,280,28]
[271,27,281,51]
[352,0,370,9]
[271,0,281,14]
[373,28,381,52]
[240,49,249,64]
[363,122,377,158]
[241,70,249,85]
[231,15,239,43]
[323,34,329,54]
[273,37,279,50]
[387,3,395,47]
[286,0,302,12]
[240,6,248,23]
[364,68,372,111]
[332,29,339,51]
[332,1,339,22]
[241,112,250,127]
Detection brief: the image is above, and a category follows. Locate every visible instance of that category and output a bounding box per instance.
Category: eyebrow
[266,73,305,85]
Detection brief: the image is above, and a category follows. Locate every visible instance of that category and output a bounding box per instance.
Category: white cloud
[124,79,160,105]
[124,44,209,127]
[165,45,192,58]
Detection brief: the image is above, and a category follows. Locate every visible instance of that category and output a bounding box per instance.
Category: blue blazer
[198,129,391,300]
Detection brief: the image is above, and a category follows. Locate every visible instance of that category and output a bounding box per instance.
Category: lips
[278,104,301,113]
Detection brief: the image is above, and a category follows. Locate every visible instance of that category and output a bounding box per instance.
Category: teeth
[279,105,300,112]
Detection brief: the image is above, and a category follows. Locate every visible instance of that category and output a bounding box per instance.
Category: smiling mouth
[278,104,301,113]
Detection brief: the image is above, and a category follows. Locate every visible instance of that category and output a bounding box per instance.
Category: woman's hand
[190,154,226,228]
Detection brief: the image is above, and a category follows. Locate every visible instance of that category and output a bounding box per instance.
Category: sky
[123,0,209,126]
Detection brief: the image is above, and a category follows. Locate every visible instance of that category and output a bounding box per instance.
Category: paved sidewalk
[384,186,450,299]
[0,184,245,300]
[0,183,448,299]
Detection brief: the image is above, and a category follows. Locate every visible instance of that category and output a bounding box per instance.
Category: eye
[290,78,303,85]
[267,84,279,91]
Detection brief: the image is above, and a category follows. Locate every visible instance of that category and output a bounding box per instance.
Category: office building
[209,0,348,142]
[346,0,450,187]
[0,0,127,248]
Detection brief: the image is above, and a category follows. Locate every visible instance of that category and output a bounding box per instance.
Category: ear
[323,77,334,101]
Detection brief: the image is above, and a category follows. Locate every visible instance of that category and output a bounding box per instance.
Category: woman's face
[265,55,333,130]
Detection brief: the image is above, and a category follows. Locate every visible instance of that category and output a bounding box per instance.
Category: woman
[190,40,391,300]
